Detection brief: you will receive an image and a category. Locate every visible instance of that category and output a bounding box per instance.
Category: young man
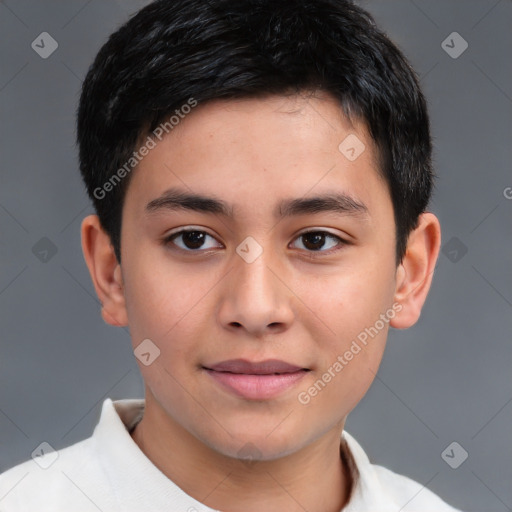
[0,0,463,510]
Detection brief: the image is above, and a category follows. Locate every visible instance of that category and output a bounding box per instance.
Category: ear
[81,215,128,327]
[390,212,441,329]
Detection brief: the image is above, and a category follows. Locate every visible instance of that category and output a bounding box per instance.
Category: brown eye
[291,231,345,253]
[301,232,327,250]
[165,229,222,251]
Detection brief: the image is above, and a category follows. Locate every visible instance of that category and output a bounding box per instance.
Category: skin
[81,92,441,512]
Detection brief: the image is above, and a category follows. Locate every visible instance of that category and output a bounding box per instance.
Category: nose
[216,247,295,337]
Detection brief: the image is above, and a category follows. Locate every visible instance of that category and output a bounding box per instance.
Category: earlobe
[81,215,128,327]
[390,213,441,329]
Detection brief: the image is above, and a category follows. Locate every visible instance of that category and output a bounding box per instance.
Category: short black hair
[77,0,433,264]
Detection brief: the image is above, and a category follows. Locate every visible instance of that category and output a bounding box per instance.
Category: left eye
[290,231,344,252]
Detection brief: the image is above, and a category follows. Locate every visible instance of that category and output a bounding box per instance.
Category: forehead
[124,93,389,220]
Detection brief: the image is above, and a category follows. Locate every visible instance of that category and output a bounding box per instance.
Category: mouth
[202,359,311,400]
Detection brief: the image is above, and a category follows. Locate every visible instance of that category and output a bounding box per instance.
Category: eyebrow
[145,187,369,219]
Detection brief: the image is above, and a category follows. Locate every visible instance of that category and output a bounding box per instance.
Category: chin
[198,423,307,463]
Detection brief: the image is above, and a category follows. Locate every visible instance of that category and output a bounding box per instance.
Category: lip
[203,359,310,400]
[205,358,306,375]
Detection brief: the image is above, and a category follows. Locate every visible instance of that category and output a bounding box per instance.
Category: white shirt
[0,398,462,511]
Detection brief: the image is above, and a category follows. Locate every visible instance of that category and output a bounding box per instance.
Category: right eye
[163,228,223,252]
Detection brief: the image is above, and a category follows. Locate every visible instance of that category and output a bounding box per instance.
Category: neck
[130,391,353,512]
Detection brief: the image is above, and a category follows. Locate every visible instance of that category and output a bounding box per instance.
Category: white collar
[92,398,395,511]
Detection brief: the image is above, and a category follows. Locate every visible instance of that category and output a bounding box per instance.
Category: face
[119,93,400,460]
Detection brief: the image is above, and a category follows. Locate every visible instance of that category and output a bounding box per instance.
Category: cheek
[300,264,394,345]
[122,258,209,403]
[295,265,392,404]
[299,324,388,418]
[122,250,219,343]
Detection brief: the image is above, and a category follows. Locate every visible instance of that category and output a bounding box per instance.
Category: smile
[202,359,310,400]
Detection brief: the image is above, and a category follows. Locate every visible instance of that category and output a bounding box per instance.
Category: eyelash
[163,228,348,256]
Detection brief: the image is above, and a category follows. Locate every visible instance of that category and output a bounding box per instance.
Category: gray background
[1,1,511,510]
